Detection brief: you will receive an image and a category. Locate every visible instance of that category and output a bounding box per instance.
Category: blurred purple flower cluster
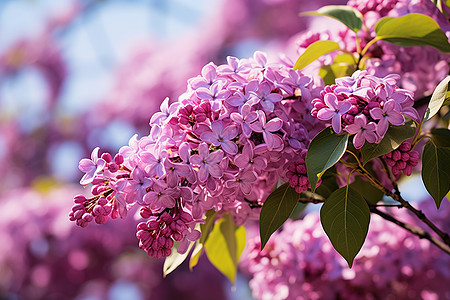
[0,185,227,300]
[241,199,450,300]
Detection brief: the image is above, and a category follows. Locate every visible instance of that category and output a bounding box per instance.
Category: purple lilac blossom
[71,51,320,258]
[311,70,418,149]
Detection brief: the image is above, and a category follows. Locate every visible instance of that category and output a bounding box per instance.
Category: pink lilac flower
[71,51,318,258]
[312,71,418,148]
[249,82,283,112]
[190,143,224,182]
[249,111,283,150]
[345,115,378,149]
[200,121,239,155]
[316,93,352,134]
[78,147,106,185]
[370,100,405,136]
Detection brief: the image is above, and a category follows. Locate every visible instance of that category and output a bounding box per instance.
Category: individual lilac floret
[383,141,419,176]
[200,121,239,155]
[78,147,106,185]
[345,115,378,149]
[312,71,418,149]
[190,143,224,182]
[316,93,351,134]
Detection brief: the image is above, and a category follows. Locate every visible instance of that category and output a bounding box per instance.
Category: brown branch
[370,206,450,255]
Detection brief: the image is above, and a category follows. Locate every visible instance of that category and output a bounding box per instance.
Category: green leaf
[290,201,309,220]
[350,176,383,205]
[259,183,299,250]
[294,40,340,70]
[189,241,203,270]
[319,63,355,85]
[430,128,450,149]
[314,167,339,199]
[422,141,450,208]
[374,14,450,53]
[306,127,349,192]
[204,213,246,283]
[320,186,370,268]
[361,120,417,165]
[189,209,219,270]
[300,5,363,32]
[163,241,194,277]
[424,76,450,121]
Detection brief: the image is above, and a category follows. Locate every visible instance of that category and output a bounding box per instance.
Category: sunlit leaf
[301,5,363,32]
[204,213,246,283]
[294,40,340,70]
[374,14,450,52]
[163,241,194,277]
[306,127,349,192]
[424,76,450,121]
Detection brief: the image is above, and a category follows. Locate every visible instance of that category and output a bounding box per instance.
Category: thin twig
[370,206,450,255]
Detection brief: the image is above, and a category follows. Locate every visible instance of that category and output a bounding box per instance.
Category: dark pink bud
[172,232,182,241]
[147,220,159,231]
[401,152,410,161]
[165,238,174,249]
[140,207,153,218]
[72,203,85,212]
[392,150,401,161]
[101,153,112,163]
[108,163,119,172]
[74,209,84,220]
[160,212,173,223]
[74,195,87,203]
[137,222,147,231]
[399,142,411,152]
[114,154,124,165]
[98,197,108,206]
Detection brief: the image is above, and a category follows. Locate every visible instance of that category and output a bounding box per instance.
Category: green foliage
[319,54,356,85]
[350,176,383,205]
[259,183,299,250]
[294,40,340,70]
[189,210,219,270]
[424,76,450,121]
[320,186,370,268]
[306,127,349,192]
[374,14,450,52]
[300,5,363,32]
[163,241,194,277]
[360,120,417,165]
[314,167,339,199]
[204,213,246,283]
[422,132,450,208]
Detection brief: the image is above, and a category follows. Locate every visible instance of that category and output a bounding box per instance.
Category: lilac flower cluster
[73,51,319,258]
[311,70,419,148]
[241,200,450,300]
[384,141,419,176]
